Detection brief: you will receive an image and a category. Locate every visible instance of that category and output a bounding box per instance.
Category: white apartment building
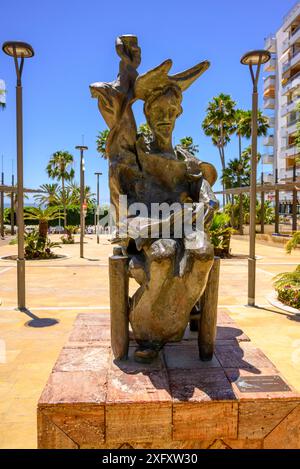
[263,2,300,188]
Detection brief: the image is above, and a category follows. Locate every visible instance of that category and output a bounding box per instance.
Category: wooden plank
[39,405,105,448]
[164,344,220,369]
[264,403,300,448]
[173,402,238,441]
[106,403,172,443]
[216,325,250,342]
[39,370,107,405]
[169,369,236,402]
[68,324,111,343]
[215,341,278,372]
[238,400,300,440]
[53,346,110,373]
[223,438,263,449]
[37,409,78,449]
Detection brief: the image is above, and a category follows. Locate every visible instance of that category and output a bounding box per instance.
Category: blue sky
[0,0,296,205]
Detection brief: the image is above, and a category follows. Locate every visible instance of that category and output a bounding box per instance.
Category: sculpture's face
[145,88,182,145]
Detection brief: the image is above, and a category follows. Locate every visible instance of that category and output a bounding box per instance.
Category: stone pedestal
[38,310,300,449]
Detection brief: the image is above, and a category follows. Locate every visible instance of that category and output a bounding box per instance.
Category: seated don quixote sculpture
[90,35,219,363]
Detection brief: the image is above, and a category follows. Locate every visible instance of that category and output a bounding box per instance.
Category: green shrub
[273,265,300,310]
[277,286,300,309]
[209,212,234,258]
[24,230,61,260]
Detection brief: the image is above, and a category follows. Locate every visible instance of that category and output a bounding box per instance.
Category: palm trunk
[218,146,226,208]
[220,124,230,206]
[39,220,48,239]
[238,134,244,235]
[62,176,67,230]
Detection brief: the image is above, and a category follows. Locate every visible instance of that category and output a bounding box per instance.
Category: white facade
[264,2,300,186]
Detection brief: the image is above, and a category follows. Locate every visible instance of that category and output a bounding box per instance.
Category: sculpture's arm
[199,179,219,229]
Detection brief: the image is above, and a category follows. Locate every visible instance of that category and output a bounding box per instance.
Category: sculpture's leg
[198,257,220,361]
[129,241,214,357]
[109,248,129,360]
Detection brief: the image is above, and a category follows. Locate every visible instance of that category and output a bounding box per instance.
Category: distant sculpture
[90,36,219,363]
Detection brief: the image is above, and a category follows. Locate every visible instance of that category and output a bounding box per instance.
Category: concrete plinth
[37,311,300,449]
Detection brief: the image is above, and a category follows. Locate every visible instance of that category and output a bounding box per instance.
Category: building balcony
[290,25,300,48]
[280,121,298,137]
[281,48,300,73]
[283,59,291,74]
[279,167,300,180]
[265,35,276,53]
[287,121,298,135]
[264,97,275,109]
[280,144,297,158]
[263,135,274,146]
[281,98,300,117]
[291,48,300,67]
[283,3,300,32]
[282,71,300,95]
[264,57,276,72]
[263,75,276,89]
[263,173,275,184]
[267,116,275,127]
[282,37,290,54]
[262,154,274,165]
[281,126,288,138]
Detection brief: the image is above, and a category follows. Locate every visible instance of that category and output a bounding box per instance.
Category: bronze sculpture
[90,36,219,363]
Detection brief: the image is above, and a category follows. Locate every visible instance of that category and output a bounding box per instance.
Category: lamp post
[241,49,270,307]
[2,41,34,310]
[94,172,102,244]
[75,145,88,258]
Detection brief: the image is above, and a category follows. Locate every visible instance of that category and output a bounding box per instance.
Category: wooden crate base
[38,310,300,449]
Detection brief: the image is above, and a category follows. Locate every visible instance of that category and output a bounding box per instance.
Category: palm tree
[222,146,261,228]
[33,183,60,207]
[176,136,199,156]
[67,181,96,207]
[234,109,269,233]
[221,147,261,189]
[46,151,74,227]
[96,124,154,158]
[96,129,109,158]
[202,93,237,204]
[24,206,63,239]
[137,123,153,144]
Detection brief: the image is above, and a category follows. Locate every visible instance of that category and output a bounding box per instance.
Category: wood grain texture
[39,405,105,448]
[173,402,238,441]
[264,403,300,448]
[106,402,172,443]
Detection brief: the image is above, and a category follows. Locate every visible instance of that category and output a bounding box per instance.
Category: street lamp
[94,172,102,244]
[75,145,88,258]
[241,49,270,307]
[2,41,34,310]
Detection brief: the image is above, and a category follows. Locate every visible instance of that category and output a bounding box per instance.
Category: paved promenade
[0,234,299,448]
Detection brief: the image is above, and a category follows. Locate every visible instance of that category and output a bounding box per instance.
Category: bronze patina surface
[90,36,218,362]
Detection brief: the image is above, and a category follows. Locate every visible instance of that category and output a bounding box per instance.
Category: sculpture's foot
[134,347,158,364]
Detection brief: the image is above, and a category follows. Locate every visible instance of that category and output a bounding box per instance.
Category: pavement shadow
[113,325,261,402]
[20,308,59,328]
[255,305,300,323]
